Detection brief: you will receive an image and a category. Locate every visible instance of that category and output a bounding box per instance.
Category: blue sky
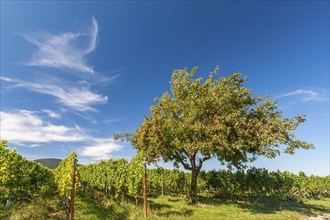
[1,1,329,176]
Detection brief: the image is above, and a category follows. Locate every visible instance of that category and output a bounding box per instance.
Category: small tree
[117,67,313,204]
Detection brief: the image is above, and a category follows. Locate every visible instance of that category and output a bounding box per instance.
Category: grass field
[3,194,329,220]
[128,195,330,220]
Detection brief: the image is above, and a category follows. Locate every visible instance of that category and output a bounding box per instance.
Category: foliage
[133,67,313,165]
[78,153,329,203]
[147,167,329,200]
[0,140,54,205]
[78,157,133,203]
[147,167,190,196]
[54,151,77,199]
[53,151,78,210]
[127,153,144,203]
[123,67,313,203]
[197,168,330,200]
[2,140,327,219]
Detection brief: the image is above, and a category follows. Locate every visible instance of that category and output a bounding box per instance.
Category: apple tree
[117,67,313,204]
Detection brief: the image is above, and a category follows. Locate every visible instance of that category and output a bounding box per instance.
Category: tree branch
[188,151,197,170]
[174,151,192,170]
[197,155,211,171]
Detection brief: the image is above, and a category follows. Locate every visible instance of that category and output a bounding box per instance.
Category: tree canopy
[116,66,313,204]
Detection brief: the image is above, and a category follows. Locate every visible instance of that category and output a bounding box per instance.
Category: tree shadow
[198,195,329,217]
[157,208,194,218]
[168,198,180,202]
[148,197,194,218]
[148,200,172,210]
[75,196,130,220]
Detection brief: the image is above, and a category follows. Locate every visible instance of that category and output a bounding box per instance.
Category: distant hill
[35,158,62,169]
[35,158,83,169]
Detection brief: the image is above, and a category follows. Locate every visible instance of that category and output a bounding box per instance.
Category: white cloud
[0,110,85,145]
[21,17,98,74]
[42,109,61,118]
[0,110,123,159]
[276,89,329,102]
[0,76,108,112]
[79,138,123,160]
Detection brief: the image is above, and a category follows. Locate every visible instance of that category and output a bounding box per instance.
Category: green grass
[75,196,130,220]
[3,195,329,219]
[130,195,330,220]
[1,197,63,220]
[79,194,329,220]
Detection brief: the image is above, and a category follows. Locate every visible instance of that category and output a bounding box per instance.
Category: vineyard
[79,155,330,201]
[0,140,54,205]
[1,0,329,219]
[1,140,329,219]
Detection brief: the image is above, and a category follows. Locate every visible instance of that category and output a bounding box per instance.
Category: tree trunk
[190,168,199,204]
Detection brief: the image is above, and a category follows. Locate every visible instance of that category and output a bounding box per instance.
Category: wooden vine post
[161,173,164,196]
[70,158,77,220]
[143,157,147,218]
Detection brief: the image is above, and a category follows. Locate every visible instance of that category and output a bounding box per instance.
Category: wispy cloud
[30,144,41,148]
[42,109,61,119]
[0,110,123,159]
[276,89,329,102]
[21,17,98,74]
[104,118,123,125]
[0,76,108,112]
